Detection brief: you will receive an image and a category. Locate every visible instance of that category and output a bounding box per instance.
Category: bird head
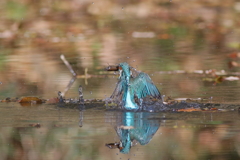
[105,62,131,82]
[119,62,131,78]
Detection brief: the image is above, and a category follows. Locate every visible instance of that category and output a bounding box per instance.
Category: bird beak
[105,142,121,149]
[105,65,119,71]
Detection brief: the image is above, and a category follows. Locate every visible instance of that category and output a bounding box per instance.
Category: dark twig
[78,85,84,104]
[58,91,64,103]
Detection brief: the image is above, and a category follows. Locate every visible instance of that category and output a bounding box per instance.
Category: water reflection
[106,112,160,154]
[1,103,240,159]
[104,111,240,159]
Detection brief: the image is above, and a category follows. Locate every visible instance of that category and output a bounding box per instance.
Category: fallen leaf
[228,61,240,68]
[19,97,43,104]
[210,108,218,110]
[215,76,224,83]
[177,108,202,112]
[227,52,240,59]
[46,97,59,104]
[1,97,11,102]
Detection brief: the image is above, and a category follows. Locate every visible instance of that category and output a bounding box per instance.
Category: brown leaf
[177,108,202,112]
[227,52,240,59]
[46,97,59,104]
[215,76,224,83]
[228,61,240,69]
[209,108,218,111]
[19,97,43,104]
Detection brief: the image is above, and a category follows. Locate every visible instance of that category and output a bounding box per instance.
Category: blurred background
[0,0,240,101]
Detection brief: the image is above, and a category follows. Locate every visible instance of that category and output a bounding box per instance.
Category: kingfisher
[106,62,163,111]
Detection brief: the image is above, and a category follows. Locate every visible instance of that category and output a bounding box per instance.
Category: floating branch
[62,76,76,97]
[78,85,84,104]
[60,54,77,77]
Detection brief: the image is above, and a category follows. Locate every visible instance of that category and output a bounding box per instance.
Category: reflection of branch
[79,110,83,127]
[62,76,76,97]
[60,54,77,77]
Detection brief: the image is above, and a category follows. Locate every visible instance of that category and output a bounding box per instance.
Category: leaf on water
[202,107,218,111]
[1,97,11,102]
[228,61,240,68]
[203,75,239,84]
[215,76,224,83]
[46,97,59,104]
[210,108,218,111]
[177,108,202,112]
[227,52,240,59]
[19,97,43,104]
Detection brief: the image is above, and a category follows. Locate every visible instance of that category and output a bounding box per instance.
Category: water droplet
[90,91,92,94]
[122,7,124,10]
[127,57,129,59]
[0,82,2,85]
[92,2,94,4]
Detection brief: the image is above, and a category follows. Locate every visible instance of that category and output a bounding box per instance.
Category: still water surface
[0,102,240,160]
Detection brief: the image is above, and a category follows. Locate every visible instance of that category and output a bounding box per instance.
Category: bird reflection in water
[106,112,160,154]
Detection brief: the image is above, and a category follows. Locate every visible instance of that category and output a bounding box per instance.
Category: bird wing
[130,124,159,145]
[110,78,126,100]
[130,72,161,99]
